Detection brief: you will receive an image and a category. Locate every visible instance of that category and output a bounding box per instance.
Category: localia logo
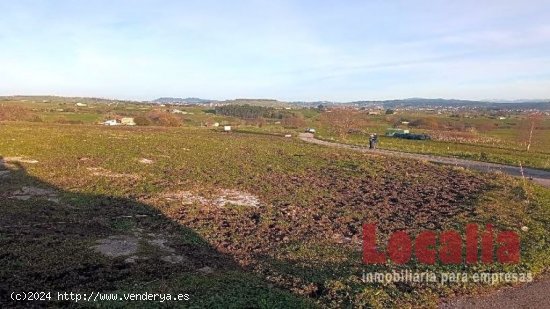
[363,223,520,265]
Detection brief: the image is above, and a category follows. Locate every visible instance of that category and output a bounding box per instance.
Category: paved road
[298,133,550,188]
[439,274,550,309]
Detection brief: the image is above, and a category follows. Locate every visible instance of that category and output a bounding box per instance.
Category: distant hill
[290,100,337,108]
[0,95,142,105]
[394,98,548,110]
[3,95,548,110]
[152,97,215,104]
[295,98,550,110]
[151,97,291,107]
[347,98,488,108]
[218,99,291,107]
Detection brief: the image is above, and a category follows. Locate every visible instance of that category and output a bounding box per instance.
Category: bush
[281,115,306,128]
[409,117,440,130]
[146,110,181,126]
[0,105,41,122]
[134,115,151,126]
[320,109,369,139]
[215,104,287,119]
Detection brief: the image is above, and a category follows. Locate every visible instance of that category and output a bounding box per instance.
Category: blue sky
[1,0,549,101]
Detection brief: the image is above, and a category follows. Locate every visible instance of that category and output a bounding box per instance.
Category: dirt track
[298,133,550,188]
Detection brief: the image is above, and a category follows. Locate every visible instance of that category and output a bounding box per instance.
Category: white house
[104,120,119,126]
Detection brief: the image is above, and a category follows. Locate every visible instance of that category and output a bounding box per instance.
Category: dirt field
[1,123,549,308]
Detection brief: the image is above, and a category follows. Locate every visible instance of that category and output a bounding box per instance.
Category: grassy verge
[314,132,550,170]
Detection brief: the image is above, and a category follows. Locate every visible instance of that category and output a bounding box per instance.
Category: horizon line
[1,94,549,104]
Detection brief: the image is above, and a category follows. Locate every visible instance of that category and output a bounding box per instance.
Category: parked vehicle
[393,132,431,140]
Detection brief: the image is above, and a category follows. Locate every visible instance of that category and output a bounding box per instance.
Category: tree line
[214,105,288,119]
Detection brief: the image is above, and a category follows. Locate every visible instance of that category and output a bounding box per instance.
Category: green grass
[304,113,550,170]
[317,134,550,170]
[1,121,549,308]
[5,98,548,170]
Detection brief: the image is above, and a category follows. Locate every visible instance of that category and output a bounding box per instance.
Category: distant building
[121,117,136,126]
[224,125,232,132]
[75,102,87,107]
[104,120,119,126]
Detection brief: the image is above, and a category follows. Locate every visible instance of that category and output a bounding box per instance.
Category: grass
[303,113,550,170]
[4,98,548,169]
[1,121,549,308]
[315,133,550,170]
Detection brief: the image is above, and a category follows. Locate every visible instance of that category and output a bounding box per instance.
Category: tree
[409,117,440,130]
[214,104,285,119]
[0,105,39,121]
[519,113,543,152]
[134,115,151,126]
[146,110,181,126]
[319,109,368,139]
[476,122,496,133]
[281,114,306,128]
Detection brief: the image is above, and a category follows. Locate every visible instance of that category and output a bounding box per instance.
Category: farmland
[307,112,550,171]
[1,119,549,307]
[3,0,550,307]
[2,97,549,172]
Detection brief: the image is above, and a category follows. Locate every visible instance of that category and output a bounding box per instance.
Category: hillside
[348,98,550,110]
[152,97,215,104]
[219,99,291,107]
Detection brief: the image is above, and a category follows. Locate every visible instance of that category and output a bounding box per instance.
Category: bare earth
[299,133,550,308]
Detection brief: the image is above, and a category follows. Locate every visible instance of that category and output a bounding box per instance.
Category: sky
[1,0,549,102]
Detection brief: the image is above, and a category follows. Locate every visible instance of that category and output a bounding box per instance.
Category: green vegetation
[1,120,549,308]
[215,104,288,119]
[1,96,549,169]
[312,112,550,170]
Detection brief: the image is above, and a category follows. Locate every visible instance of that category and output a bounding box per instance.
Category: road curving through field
[298,133,550,188]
